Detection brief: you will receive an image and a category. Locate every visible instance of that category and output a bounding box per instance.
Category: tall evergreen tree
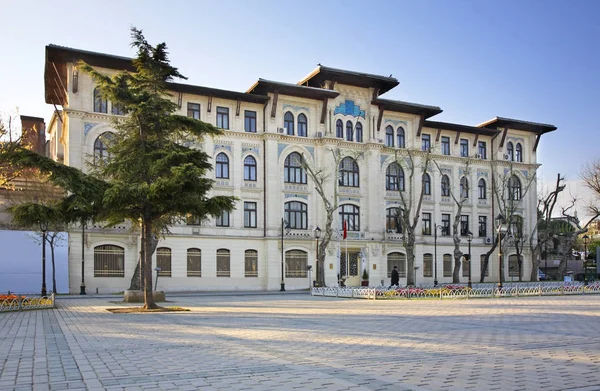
[78,28,236,308]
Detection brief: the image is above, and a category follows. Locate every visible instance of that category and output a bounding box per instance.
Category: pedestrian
[390,266,399,287]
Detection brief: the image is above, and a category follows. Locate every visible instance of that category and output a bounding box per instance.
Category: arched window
[187,248,201,277]
[94,132,115,165]
[284,201,308,229]
[385,125,394,147]
[508,175,522,200]
[93,88,107,113]
[215,153,229,179]
[346,121,353,141]
[385,162,404,191]
[339,157,359,187]
[386,207,402,233]
[93,244,124,277]
[216,249,230,277]
[245,250,258,277]
[397,127,405,148]
[285,250,308,278]
[387,252,406,278]
[423,173,431,195]
[244,155,257,181]
[284,152,307,184]
[478,178,486,199]
[156,247,172,277]
[111,103,124,115]
[297,113,307,137]
[284,111,294,135]
[506,142,514,161]
[516,143,523,162]
[339,204,360,231]
[336,119,343,138]
[441,175,450,197]
[460,177,469,199]
[355,122,363,142]
[511,215,524,237]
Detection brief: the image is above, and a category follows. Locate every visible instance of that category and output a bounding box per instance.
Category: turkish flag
[343,220,347,239]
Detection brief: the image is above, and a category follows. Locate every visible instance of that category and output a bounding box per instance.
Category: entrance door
[340,251,360,286]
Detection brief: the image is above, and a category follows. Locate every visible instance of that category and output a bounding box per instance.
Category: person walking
[390,266,399,287]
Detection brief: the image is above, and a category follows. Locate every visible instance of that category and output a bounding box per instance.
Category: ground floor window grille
[187,248,201,277]
[217,249,231,277]
[480,255,489,277]
[443,254,453,277]
[387,252,406,278]
[508,255,520,277]
[94,245,125,277]
[340,252,359,277]
[156,247,172,277]
[462,257,469,277]
[285,250,307,278]
[423,253,433,277]
[245,250,258,277]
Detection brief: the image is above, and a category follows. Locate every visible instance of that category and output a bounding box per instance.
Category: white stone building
[44,45,556,293]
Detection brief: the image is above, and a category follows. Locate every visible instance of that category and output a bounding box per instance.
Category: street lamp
[467,231,473,289]
[583,234,590,285]
[38,220,48,297]
[495,214,507,290]
[280,218,290,291]
[314,226,321,287]
[433,224,445,286]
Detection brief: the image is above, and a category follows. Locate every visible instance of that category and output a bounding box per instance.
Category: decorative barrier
[311,282,600,300]
[0,293,55,312]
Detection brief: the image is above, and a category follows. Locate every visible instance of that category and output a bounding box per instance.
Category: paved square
[2,293,600,391]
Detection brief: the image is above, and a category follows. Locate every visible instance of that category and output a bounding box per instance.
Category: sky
[1,0,599,219]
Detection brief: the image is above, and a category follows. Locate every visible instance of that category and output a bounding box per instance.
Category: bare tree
[480,163,536,284]
[433,159,471,283]
[391,149,432,286]
[581,159,600,221]
[0,112,24,189]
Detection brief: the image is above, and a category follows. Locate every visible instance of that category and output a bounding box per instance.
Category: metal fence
[311,282,600,300]
[0,293,55,312]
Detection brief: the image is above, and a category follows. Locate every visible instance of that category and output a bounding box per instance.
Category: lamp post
[314,226,321,287]
[280,218,290,291]
[495,214,507,290]
[39,221,48,297]
[583,234,590,285]
[467,231,473,289]
[80,219,86,295]
[433,224,444,286]
[544,240,548,280]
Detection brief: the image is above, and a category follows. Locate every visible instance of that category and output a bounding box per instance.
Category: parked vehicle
[538,269,547,281]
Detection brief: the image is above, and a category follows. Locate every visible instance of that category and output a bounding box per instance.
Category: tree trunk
[452,250,462,284]
[142,218,158,309]
[480,239,498,283]
[406,239,415,286]
[128,234,157,291]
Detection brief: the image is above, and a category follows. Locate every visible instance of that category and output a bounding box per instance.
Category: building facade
[44,45,556,293]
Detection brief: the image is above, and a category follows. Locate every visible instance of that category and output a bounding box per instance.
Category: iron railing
[0,293,55,312]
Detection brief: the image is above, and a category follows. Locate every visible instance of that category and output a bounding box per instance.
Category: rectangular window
[244,110,257,133]
[441,214,451,236]
[441,136,450,155]
[460,139,469,157]
[244,202,257,228]
[156,248,172,277]
[421,134,431,152]
[187,103,201,120]
[422,212,432,235]
[216,210,230,227]
[478,141,487,159]
[478,216,487,237]
[216,106,229,129]
[423,254,433,277]
[460,215,469,236]
[443,254,452,277]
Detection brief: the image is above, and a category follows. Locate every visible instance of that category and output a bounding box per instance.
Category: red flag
[343,220,347,239]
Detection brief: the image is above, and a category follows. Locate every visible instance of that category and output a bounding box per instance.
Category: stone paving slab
[2,294,600,390]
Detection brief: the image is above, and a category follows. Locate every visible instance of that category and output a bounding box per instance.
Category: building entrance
[340,251,360,286]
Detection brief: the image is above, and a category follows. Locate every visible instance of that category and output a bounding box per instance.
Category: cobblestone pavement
[2,294,600,391]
